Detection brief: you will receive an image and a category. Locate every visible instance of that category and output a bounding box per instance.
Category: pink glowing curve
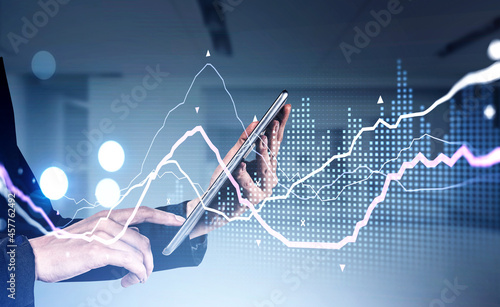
[233,145,500,249]
[0,164,60,232]
[1,127,499,250]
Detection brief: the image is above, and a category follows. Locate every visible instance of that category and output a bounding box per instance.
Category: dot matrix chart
[212,60,500,277]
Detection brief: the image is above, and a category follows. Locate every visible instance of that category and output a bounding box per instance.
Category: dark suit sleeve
[0,56,207,287]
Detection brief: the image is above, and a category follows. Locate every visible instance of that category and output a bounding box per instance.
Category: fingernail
[175,215,186,222]
[273,122,279,133]
[261,135,267,144]
[241,162,246,171]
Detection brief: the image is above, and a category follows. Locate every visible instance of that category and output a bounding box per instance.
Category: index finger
[102,207,186,227]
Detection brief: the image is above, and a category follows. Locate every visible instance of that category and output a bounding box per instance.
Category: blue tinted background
[1,1,499,306]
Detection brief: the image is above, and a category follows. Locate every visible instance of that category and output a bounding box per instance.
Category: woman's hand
[189,104,291,238]
[29,207,185,287]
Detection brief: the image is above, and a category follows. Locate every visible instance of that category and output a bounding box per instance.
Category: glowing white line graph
[123,63,247,192]
[256,61,500,212]
[2,127,499,250]
[246,145,500,249]
[64,60,500,226]
[2,60,499,249]
[60,128,500,248]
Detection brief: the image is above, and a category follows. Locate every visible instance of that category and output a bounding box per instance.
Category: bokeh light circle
[31,51,56,80]
[95,178,120,208]
[40,167,68,200]
[487,39,500,61]
[98,141,125,172]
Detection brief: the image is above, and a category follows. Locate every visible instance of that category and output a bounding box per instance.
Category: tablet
[162,90,289,255]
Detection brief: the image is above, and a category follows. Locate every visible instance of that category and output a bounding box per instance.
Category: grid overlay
[210,60,500,277]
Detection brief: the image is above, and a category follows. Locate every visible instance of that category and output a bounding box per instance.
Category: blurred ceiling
[0,0,499,87]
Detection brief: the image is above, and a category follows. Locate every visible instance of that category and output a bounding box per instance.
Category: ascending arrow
[206,50,211,57]
[253,115,258,122]
[377,96,384,104]
[195,107,199,113]
[256,240,261,247]
[339,264,345,272]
